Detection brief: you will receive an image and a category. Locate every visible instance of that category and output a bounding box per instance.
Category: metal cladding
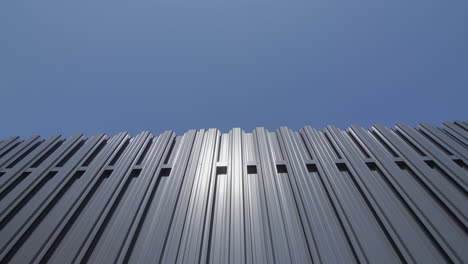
[0,121,467,264]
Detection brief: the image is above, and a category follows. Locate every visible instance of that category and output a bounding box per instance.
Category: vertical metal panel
[0,121,467,264]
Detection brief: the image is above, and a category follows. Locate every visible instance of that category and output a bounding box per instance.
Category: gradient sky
[1,0,467,138]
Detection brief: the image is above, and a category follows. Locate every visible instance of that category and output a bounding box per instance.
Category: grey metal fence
[0,121,467,263]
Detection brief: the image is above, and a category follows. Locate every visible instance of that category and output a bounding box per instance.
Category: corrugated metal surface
[0,121,467,264]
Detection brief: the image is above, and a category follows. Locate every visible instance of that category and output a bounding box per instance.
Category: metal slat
[209,132,231,263]
[267,129,311,263]
[228,128,245,264]
[246,129,275,264]
[253,128,307,263]
[241,131,275,264]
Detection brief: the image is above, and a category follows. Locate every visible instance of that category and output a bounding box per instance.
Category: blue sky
[1,0,467,138]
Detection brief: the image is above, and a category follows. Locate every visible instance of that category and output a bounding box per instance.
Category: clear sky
[1,0,467,139]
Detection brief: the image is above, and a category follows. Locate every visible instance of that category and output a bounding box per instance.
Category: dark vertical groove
[453,159,466,169]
